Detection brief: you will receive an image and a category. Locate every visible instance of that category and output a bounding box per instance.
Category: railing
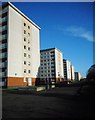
[0,7,8,16]
[0,25,7,31]
[0,43,7,49]
[0,62,7,68]
[0,53,7,58]
[2,17,7,22]
[0,72,6,77]
[0,34,7,41]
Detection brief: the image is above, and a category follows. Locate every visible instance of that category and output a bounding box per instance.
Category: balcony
[0,53,7,59]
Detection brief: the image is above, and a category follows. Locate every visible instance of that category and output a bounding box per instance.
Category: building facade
[0,2,40,87]
[40,48,64,84]
[71,65,75,81]
[63,59,71,81]
[74,72,81,81]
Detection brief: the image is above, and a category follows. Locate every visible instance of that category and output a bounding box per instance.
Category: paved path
[2,87,95,119]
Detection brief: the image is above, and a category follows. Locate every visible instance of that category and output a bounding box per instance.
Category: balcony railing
[0,43,7,49]
[0,52,7,58]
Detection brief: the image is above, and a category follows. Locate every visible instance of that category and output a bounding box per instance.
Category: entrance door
[24,77,26,82]
[28,78,32,86]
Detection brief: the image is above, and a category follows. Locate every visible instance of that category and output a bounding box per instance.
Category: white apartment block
[40,48,64,84]
[71,65,75,80]
[74,72,81,81]
[0,2,40,87]
[63,59,71,80]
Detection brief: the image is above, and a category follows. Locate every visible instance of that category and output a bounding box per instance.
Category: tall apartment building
[71,65,75,80]
[0,2,40,87]
[40,48,64,84]
[63,59,71,80]
[74,72,81,81]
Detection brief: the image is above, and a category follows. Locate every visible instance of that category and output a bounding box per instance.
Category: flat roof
[3,2,41,30]
[40,47,62,53]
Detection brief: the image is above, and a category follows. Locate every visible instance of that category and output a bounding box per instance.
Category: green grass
[7,87,18,90]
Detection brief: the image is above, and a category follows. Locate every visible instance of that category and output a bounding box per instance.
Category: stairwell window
[24,53,26,57]
[28,26,30,29]
[28,33,30,36]
[28,70,31,73]
[24,45,26,49]
[28,54,30,58]
[24,38,26,42]
[28,47,30,51]
[24,61,26,65]
[28,40,30,44]
[28,62,31,66]
[24,30,26,34]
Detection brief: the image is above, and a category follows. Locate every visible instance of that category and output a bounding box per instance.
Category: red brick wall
[7,77,36,87]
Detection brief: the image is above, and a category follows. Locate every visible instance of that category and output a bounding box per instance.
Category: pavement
[1,86,95,119]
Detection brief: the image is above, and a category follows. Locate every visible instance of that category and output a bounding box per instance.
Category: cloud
[61,26,94,42]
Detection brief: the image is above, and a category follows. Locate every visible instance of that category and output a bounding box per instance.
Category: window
[2,17,7,22]
[24,23,26,26]
[51,61,55,64]
[51,55,55,57]
[24,38,26,42]
[51,58,55,61]
[28,62,31,66]
[28,40,30,44]
[2,21,7,26]
[24,45,26,49]
[24,30,26,34]
[51,64,55,67]
[51,70,55,72]
[24,53,26,57]
[28,26,30,29]
[47,56,50,58]
[52,74,55,76]
[28,47,30,51]
[24,69,26,73]
[51,66,55,68]
[28,33,30,36]
[41,67,43,69]
[51,51,54,54]
[24,61,26,65]
[28,70,31,73]
[28,54,30,58]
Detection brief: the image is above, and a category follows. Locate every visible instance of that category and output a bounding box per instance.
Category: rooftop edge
[3,2,41,30]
